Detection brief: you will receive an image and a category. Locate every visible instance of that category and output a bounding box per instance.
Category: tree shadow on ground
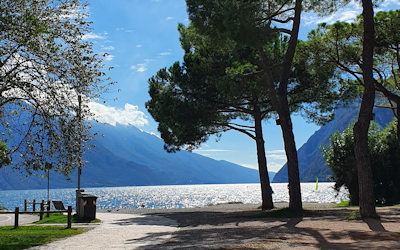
[117,207,400,250]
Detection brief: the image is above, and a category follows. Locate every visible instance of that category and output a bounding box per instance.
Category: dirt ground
[103,202,400,250]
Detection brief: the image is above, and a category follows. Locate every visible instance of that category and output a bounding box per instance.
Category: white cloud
[266,150,285,154]
[302,2,362,27]
[130,63,147,72]
[268,162,284,172]
[267,154,287,160]
[136,45,142,48]
[130,59,156,73]
[381,0,400,8]
[241,164,257,170]
[82,33,106,40]
[101,46,115,50]
[166,17,174,21]
[88,103,148,127]
[126,30,133,33]
[104,54,114,61]
[159,52,171,56]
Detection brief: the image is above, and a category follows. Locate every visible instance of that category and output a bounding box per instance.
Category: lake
[0,183,348,210]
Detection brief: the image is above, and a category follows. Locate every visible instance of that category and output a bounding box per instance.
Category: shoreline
[97,201,340,215]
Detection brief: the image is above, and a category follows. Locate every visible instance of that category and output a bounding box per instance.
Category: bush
[323,119,400,205]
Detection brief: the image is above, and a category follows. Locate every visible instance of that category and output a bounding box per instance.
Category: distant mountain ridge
[273,103,394,183]
[0,123,266,190]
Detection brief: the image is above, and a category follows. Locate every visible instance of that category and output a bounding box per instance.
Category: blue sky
[84,0,400,172]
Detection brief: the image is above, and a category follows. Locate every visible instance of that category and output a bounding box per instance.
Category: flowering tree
[0,0,114,175]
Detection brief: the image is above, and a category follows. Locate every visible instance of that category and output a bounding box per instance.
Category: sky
[83,0,400,173]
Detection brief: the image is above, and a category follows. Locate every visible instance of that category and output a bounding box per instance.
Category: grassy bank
[34,213,100,224]
[0,226,84,250]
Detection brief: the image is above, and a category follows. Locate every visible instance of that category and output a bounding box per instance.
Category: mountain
[272,103,394,183]
[0,123,263,190]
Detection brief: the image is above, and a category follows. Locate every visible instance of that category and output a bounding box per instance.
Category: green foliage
[0,0,114,176]
[0,141,11,168]
[0,226,84,249]
[304,9,400,119]
[323,119,400,205]
[146,24,272,152]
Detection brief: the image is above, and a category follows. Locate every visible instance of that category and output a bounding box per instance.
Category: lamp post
[45,162,52,203]
[76,94,84,217]
[78,95,82,190]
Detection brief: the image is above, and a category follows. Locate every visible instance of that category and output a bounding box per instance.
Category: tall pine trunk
[279,104,302,211]
[353,0,377,218]
[254,105,273,210]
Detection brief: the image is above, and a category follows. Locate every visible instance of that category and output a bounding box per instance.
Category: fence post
[39,203,44,221]
[24,200,27,212]
[67,206,72,229]
[14,207,19,229]
[33,199,36,211]
[46,200,50,217]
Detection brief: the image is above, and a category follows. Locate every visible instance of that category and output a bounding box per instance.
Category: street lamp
[45,162,52,203]
[76,94,84,217]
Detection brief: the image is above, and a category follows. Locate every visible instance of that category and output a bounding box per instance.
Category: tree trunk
[353,0,377,218]
[279,104,302,211]
[257,0,303,212]
[254,105,273,210]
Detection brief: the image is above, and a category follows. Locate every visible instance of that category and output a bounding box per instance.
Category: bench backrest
[52,200,66,210]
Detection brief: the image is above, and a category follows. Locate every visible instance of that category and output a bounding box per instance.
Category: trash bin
[80,194,98,220]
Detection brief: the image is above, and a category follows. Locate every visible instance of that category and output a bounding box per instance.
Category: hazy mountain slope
[1,123,262,190]
[273,104,394,183]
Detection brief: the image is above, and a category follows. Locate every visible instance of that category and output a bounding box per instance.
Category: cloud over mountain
[89,102,148,126]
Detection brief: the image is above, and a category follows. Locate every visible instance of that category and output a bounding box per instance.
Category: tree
[186,0,351,211]
[353,0,377,218]
[323,120,400,206]
[304,8,400,217]
[147,20,343,209]
[147,24,275,209]
[374,10,400,156]
[0,0,113,176]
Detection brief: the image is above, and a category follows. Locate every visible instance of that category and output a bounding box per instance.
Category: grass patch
[336,200,351,207]
[34,214,100,224]
[346,210,380,220]
[0,226,84,250]
[251,207,320,218]
[346,210,361,220]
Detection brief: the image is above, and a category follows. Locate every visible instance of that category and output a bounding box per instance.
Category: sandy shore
[98,202,400,249]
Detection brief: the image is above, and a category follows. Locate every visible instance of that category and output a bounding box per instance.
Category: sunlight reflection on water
[0,183,348,210]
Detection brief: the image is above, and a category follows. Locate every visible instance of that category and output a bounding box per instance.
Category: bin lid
[81,194,98,198]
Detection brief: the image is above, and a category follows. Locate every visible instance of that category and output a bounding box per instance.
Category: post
[14,207,19,229]
[24,200,27,212]
[67,206,72,229]
[39,202,44,221]
[77,95,82,190]
[46,200,50,217]
[33,199,36,211]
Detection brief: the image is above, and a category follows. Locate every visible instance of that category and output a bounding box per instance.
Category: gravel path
[100,202,400,249]
[17,202,400,249]
[28,213,178,250]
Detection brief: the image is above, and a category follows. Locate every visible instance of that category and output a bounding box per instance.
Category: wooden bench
[52,201,67,211]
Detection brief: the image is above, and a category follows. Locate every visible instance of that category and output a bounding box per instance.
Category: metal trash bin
[80,194,98,220]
